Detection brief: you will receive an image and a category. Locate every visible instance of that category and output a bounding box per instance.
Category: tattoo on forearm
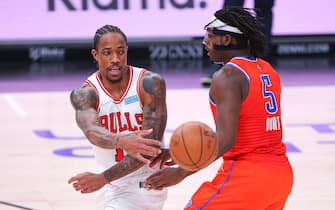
[71,86,119,149]
[142,73,167,140]
[101,73,168,183]
[99,132,119,148]
[103,155,143,182]
[143,107,166,140]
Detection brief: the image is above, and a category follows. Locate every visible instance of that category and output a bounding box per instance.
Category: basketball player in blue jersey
[68,25,169,210]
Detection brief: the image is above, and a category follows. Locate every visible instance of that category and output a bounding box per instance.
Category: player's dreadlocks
[215,7,266,57]
[93,25,128,49]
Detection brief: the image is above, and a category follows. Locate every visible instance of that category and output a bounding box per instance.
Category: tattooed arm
[68,72,168,193]
[70,85,161,162]
[102,71,167,182]
[70,86,119,148]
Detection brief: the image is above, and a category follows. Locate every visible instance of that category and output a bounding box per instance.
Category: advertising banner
[1,0,334,44]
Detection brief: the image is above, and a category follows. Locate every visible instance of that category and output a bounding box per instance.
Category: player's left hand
[144,167,189,190]
[68,172,107,193]
[149,149,175,169]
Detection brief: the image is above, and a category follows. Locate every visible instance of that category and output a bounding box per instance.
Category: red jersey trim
[96,65,133,104]
[137,69,147,108]
[209,97,217,122]
[226,62,250,83]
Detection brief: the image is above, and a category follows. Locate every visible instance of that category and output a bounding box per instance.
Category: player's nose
[110,52,120,64]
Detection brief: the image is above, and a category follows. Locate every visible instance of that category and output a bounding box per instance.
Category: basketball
[169,121,218,171]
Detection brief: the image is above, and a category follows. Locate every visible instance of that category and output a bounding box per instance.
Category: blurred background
[0,0,334,86]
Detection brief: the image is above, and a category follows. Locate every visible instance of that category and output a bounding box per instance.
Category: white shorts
[97,182,168,210]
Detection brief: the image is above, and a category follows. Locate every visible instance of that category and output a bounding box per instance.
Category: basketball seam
[181,124,200,170]
[196,125,217,170]
[171,122,217,171]
[194,124,204,169]
[202,137,218,165]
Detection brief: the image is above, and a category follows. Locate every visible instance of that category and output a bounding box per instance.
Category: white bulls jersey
[85,66,161,187]
[86,66,167,210]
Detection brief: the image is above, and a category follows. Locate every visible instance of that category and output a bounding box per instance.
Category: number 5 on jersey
[260,74,278,114]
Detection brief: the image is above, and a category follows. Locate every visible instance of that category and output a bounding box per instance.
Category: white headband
[205,16,243,34]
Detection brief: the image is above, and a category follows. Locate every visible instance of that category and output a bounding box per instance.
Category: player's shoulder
[211,64,246,96]
[129,65,162,79]
[214,64,243,82]
[70,85,98,110]
[140,68,165,84]
[137,69,166,97]
[71,85,97,98]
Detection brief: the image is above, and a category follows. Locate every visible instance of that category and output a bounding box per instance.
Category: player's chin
[108,75,122,83]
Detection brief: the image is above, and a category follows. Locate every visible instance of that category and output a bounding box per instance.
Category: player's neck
[100,70,130,99]
[227,49,251,60]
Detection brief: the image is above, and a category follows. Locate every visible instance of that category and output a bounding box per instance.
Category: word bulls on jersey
[99,111,143,133]
[99,111,143,162]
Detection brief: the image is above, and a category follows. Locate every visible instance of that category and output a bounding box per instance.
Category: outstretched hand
[149,149,175,169]
[144,167,188,190]
[68,172,107,194]
[119,128,162,164]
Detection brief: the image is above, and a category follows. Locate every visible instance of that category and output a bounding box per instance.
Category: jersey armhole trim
[209,95,216,106]
[137,69,147,108]
[226,62,250,84]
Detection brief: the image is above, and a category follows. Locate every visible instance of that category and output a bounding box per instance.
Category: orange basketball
[169,121,218,171]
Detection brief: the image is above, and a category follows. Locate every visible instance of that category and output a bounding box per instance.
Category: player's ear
[222,34,233,46]
[91,49,98,61]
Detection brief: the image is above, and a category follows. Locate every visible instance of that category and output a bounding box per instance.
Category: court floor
[0,57,335,210]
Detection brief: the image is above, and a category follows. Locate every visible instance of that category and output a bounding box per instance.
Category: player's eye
[118,50,125,55]
[102,50,111,56]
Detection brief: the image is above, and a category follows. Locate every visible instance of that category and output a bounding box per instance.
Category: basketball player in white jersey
[68,25,168,210]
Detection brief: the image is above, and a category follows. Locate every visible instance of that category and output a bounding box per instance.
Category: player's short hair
[93,25,128,49]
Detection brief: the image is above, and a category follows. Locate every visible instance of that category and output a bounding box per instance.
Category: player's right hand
[68,172,107,194]
[119,129,162,164]
[149,149,175,169]
[144,167,189,190]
